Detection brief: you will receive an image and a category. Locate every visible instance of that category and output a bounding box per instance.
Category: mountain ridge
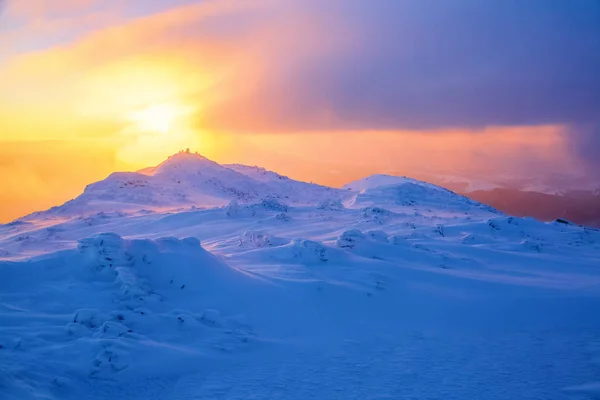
[19,152,490,222]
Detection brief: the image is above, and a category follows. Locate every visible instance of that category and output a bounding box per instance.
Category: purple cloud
[198,0,600,172]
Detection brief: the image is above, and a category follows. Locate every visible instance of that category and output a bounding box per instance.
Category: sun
[118,102,214,167]
[127,103,184,134]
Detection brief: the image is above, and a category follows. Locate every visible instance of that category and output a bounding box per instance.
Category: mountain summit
[138,151,222,176]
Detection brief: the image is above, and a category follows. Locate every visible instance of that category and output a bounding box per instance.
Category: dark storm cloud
[273,0,600,129]
[202,0,600,170]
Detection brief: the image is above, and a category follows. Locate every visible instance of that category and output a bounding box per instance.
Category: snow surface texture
[1,152,600,400]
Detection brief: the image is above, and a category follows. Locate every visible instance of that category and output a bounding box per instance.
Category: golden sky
[0,0,594,222]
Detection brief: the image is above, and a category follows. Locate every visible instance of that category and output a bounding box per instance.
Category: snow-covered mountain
[1,152,600,400]
[24,151,342,219]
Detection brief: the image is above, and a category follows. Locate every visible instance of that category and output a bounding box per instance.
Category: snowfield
[1,152,600,399]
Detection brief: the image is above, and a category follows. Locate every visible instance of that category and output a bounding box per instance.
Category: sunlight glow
[127,103,188,134]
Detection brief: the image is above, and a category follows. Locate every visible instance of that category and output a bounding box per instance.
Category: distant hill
[466,188,600,227]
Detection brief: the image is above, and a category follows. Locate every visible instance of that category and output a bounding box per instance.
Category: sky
[0,0,599,221]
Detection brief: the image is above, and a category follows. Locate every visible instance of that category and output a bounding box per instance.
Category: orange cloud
[0,0,340,135]
[222,125,579,184]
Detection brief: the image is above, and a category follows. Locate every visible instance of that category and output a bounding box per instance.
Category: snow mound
[337,229,367,249]
[0,232,261,396]
[336,229,396,249]
[344,174,446,192]
[76,233,249,298]
[239,231,287,248]
[318,198,345,211]
[344,174,498,217]
[288,239,333,263]
[361,206,398,224]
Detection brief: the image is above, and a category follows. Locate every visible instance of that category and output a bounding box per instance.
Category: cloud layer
[1,0,599,178]
[186,1,599,127]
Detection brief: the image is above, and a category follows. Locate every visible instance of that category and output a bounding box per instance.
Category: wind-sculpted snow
[1,154,600,399]
[0,234,261,396]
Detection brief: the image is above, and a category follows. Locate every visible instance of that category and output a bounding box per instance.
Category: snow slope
[1,154,600,400]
